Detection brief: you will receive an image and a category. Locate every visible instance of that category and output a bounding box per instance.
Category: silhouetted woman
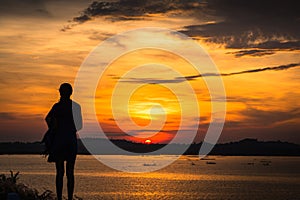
[45,83,82,200]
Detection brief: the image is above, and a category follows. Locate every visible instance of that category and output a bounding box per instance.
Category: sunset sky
[0,0,299,144]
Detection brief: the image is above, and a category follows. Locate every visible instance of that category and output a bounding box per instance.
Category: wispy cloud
[0,112,44,121]
[226,49,275,57]
[120,63,300,84]
[239,107,300,126]
[183,63,300,80]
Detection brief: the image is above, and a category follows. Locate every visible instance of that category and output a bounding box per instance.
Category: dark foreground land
[0,138,299,156]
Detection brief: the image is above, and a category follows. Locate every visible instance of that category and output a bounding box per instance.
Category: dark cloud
[67,0,300,56]
[68,0,203,24]
[181,0,300,54]
[120,63,300,84]
[227,49,275,58]
[255,40,300,50]
[224,41,300,57]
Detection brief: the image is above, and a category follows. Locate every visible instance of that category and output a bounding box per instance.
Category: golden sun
[144,139,152,144]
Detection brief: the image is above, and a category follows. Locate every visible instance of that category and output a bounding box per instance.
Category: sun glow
[129,102,178,120]
[144,139,152,144]
[128,84,181,121]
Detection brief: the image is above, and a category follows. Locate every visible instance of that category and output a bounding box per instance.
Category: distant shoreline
[1,138,300,156]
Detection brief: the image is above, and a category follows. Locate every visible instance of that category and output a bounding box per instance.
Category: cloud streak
[226,49,275,58]
[120,63,300,84]
[183,63,300,80]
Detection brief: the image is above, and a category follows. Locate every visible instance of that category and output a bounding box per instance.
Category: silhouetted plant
[10,170,19,184]
[0,171,83,200]
[0,171,55,200]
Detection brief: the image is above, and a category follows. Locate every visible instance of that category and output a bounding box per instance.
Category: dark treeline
[0,138,299,156]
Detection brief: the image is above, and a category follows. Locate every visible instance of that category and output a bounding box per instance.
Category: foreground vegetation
[0,171,82,200]
[0,171,54,200]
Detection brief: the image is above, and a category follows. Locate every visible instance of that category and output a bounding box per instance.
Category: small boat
[143,163,156,166]
[200,156,216,161]
[206,161,216,165]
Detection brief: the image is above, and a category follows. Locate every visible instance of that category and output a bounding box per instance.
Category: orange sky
[0,0,299,143]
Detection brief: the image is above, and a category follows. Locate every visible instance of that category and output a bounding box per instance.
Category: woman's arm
[45,104,56,128]
[73,102,83,131]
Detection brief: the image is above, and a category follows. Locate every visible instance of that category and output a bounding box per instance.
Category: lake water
[0,155,299,199]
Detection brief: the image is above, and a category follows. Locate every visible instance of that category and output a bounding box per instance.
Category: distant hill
[210,138,300,156]
[0,138,299,156]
